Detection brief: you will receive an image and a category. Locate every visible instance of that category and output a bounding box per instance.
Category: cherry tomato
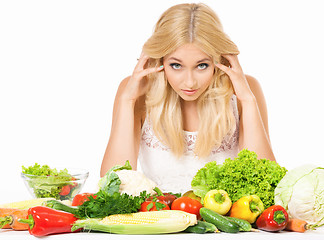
[59,185,71,196]
[72,193,97,206]
[140,200,170,212]
[171,196,203,219]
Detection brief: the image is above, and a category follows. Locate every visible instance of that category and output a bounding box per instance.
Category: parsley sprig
[77,190,151,219]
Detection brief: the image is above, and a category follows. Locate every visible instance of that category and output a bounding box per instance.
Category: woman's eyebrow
[197,58,211,63]
[167,57,211,63]
[168,57,182,62]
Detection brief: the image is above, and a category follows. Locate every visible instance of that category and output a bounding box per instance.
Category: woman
[100,3,275,193]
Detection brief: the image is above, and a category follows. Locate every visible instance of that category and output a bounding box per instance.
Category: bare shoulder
[245,74,263,96]
[112,76,130,114]
[116,76,131,94]
[245,74,267,110]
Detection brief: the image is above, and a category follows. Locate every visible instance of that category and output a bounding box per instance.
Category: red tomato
[72,193,97,206]
[140,200,170,212]
[59,185,71,196]
[147,193,177,208]
[171,196,203,219]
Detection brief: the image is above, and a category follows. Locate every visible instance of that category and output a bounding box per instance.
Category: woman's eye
[170,63,182,70]
[197,63,209,70]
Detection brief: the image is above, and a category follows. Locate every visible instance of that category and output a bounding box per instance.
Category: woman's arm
[215,55,276,162]
[100,53,164,177]
[238,75,276,161]
[100,77,141,177]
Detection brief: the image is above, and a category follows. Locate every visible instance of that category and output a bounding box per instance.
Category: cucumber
[226,217,252,232]
[200,208,240,233]
[184,220,217,234]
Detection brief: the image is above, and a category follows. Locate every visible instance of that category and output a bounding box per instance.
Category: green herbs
[22,163,74,199]
[77,190,149,219]
[191,149,287,209]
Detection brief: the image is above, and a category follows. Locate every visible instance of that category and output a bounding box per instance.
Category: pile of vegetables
[1,150,324,236]
[191,149,287,209]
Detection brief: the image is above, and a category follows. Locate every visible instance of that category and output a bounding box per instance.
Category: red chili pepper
[256,205,289,232]
[19,206,80,237]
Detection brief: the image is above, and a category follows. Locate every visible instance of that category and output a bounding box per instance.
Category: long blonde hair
[143,3,239,158]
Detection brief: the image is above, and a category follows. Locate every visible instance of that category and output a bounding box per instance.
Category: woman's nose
[184,71,197,89]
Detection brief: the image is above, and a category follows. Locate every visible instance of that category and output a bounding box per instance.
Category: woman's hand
[215,55,254,102]
[121,52,164,103]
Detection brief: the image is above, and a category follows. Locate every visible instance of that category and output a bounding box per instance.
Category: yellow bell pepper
[203,190,232,215]
[229,195,264,223]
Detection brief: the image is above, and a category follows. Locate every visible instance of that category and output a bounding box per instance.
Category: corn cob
[0,198,55,209]
[72,210,197,234]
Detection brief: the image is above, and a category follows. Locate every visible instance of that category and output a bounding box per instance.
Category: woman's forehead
[164,43,212,62]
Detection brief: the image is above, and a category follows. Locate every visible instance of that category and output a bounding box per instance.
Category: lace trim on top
[142,121,239,155]
[141,96,239,155]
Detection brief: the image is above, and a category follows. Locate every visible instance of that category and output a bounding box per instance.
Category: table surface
[1,228,324,240]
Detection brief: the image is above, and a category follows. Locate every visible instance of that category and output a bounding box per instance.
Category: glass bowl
[21,168,89,201]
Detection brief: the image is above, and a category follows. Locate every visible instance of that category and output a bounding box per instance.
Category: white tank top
[137,96,239,194]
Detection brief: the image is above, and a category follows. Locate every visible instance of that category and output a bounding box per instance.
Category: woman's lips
[181,89,198,96]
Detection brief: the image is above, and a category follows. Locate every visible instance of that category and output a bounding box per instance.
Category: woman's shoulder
[117,76,131,91]
[245,74,266,105]
[245,74,262,93]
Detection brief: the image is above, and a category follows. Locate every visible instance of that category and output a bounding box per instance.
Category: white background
[1,0,323,204]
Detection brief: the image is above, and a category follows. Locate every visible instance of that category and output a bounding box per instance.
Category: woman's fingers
[123,53,164,101]
[215,61,232,76]
[215,54,243,77]
[133,52,164,79]
[134,52,150,72]
[222,54,241,70]
[134,65,164,80]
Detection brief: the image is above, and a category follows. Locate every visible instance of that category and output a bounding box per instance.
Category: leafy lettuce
[191,149,287,209]
[22,163,73,199]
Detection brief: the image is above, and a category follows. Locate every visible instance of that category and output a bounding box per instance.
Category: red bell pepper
[19,206,80,237]
[72,193,97,206]
[256,205,289,232]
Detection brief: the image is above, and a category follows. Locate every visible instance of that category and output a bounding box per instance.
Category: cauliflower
[116,169,157,196]
[98,161,157,196]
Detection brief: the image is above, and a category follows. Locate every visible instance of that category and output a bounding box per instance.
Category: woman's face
[163,43,215,102]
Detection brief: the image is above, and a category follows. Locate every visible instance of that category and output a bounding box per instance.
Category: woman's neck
[181,99,199,132]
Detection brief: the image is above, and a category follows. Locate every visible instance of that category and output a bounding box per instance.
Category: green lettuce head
[191,149,287,209]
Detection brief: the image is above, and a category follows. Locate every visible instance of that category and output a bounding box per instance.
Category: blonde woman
[100,3,276,193]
